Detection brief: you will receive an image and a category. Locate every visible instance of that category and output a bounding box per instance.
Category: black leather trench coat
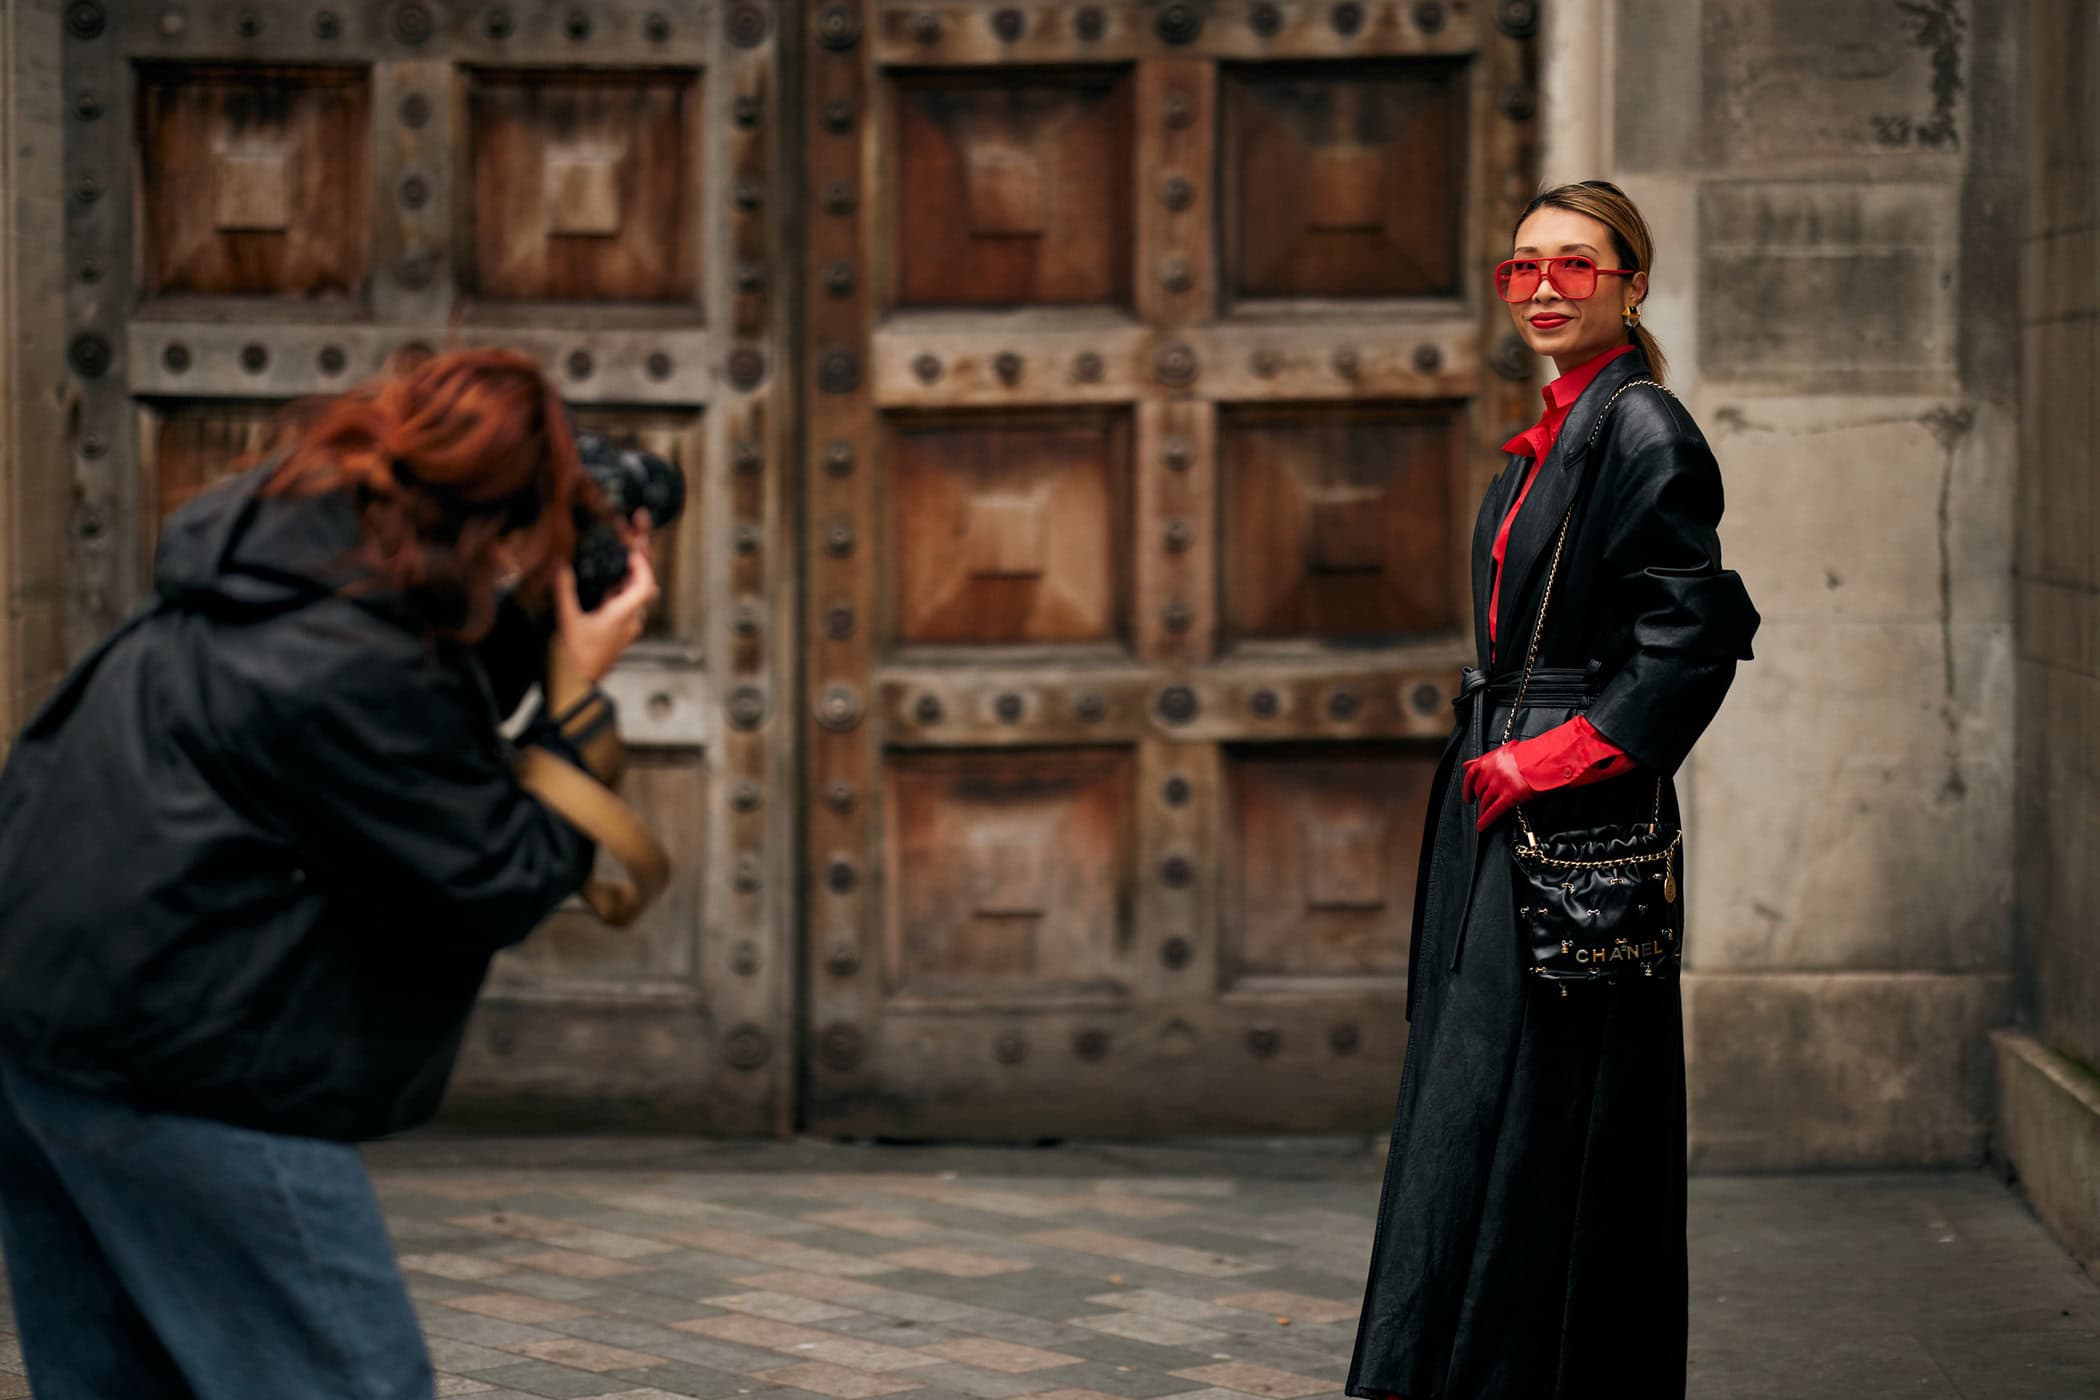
[1347,349,1759,1400]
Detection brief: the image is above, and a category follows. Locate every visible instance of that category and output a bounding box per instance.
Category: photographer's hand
[554,515,659,686]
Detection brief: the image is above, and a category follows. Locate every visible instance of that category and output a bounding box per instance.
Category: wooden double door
[51,0,1540,1136]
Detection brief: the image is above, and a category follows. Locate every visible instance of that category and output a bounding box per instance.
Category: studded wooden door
[800,0,1541,1136]
[58,1,796,1132]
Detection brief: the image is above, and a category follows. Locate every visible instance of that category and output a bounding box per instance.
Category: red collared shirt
[1489,344,1634,654]
[1484,344,1637,790]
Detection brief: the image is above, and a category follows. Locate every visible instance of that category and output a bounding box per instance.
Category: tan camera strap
[515,746,670,927]
[512,639,670,927]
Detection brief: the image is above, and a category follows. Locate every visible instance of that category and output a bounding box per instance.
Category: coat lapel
[1489,349,1650,667]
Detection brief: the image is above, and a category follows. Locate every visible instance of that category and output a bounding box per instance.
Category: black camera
[571,430,685,610]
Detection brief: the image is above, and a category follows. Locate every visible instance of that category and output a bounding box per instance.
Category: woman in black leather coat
[1347,182,1760,1400]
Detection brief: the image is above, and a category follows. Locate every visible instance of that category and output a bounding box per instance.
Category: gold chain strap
[1501,378,1672,848]
[1514,835,1679,870]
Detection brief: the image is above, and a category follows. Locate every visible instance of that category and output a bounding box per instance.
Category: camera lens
[619,445,685,528]
[569,430,685,610]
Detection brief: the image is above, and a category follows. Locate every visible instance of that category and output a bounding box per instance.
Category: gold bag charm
[1663,843,1678,905]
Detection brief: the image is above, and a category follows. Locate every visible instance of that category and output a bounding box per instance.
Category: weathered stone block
[2015,326,2051,592]
[1704,395,2012,626]
[1703,0,1970,165]
[1699,182,1959,389]
[2022,0,2099,239]
[1613,0,1702,172]
[1688,619,2014,972]
[2039,924,2100,1081]
[2021,316,2097,590]
[2019,227,2100,328]
[2019,580,2098,677]
[1685,971,2010,1169]
[2028,664,2100,1068]
[1991,1029,2100,1277]
[1618,174,1701,389]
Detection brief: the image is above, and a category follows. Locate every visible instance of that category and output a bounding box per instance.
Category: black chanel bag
[1505,380,1684,995]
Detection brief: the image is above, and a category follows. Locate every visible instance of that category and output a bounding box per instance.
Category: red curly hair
[264,348,586,641]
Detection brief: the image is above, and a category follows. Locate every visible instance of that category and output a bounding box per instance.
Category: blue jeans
[0,1061,434,1400]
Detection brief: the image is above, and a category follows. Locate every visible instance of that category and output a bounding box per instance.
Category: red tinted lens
[1496,260,1541,302]
[1553,256,1598,299]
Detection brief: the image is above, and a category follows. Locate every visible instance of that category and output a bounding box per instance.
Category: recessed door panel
[889,412,1133,648]
[139,65,372,300]
[467,70,703,304]
[892,71,1136,309]
[885,747,1136,999]
[1224,743,1439,982]
[1221,403,1464,645]
[1223,62,1468,301]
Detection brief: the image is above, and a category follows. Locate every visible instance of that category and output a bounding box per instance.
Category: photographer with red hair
[0,349,657,1399]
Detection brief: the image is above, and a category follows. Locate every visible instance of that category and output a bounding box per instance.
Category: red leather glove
[1463,717,1636,832]
[1462,745,1537,832]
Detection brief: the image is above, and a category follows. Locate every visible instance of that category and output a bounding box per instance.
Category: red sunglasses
[1494,255,1637,303]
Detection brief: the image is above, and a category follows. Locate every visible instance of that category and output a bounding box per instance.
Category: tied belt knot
[1453,664,1600,767]
[1442,664,1602,977]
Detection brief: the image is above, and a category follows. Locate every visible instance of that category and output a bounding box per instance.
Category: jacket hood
[153,467,373,617]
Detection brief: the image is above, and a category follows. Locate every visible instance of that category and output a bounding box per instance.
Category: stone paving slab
[1,1139,2097,1398]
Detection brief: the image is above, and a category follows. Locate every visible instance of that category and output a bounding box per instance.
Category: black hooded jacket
[0,470,593,1140]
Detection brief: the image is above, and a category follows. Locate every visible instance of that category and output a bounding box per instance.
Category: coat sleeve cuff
[1506,715,1637,793]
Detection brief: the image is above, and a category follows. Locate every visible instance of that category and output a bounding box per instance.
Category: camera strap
[513,638,671,927]
[516,746,671,927]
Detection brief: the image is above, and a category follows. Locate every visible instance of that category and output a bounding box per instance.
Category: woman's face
[1505,206,1648,371]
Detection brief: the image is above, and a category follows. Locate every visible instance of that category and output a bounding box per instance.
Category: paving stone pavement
[1,1138,2096,1399]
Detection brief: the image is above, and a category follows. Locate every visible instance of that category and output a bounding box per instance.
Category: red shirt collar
[1500,344,1636,459]
[1545,343,1633,412]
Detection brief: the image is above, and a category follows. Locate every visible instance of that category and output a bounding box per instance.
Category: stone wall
[1545,0,2021,1168]
[1994,0,2100,1274]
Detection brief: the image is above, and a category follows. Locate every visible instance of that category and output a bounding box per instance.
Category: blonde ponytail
[1632,324,1668,385]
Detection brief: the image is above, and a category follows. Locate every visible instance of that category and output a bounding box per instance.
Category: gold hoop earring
[1622,304,1642,330]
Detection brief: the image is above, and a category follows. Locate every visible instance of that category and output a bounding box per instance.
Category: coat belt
[1453,665,1599,768]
